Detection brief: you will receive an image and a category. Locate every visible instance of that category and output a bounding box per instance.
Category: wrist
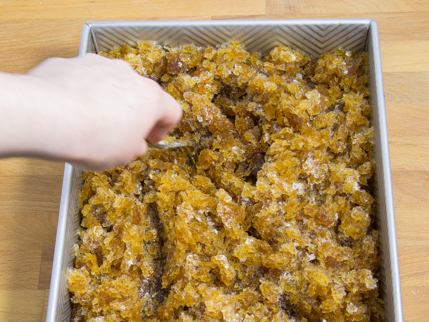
[0,72,54,158]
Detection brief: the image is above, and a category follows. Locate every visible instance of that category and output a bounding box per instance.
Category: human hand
[0,54,182,171]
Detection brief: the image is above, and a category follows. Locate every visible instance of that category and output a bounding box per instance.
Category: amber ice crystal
[67,41,383,322]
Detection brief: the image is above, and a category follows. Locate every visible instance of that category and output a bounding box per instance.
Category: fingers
[71,139,149,172]
[145,92,183,143]
[146,123,174,144]
[134,139,148,159]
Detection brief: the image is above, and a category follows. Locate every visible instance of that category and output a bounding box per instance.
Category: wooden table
[0,1,427,321]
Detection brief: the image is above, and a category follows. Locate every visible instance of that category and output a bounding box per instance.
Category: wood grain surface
[0,1,428,321]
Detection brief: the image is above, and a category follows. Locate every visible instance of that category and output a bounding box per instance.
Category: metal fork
[146,139,193,150]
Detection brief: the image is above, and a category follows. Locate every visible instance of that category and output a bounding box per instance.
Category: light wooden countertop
[0,1,428,321]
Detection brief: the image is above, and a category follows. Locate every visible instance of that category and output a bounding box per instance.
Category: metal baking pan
[46,19,403,322]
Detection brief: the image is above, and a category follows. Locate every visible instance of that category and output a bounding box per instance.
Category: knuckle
[142,77,162,90]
